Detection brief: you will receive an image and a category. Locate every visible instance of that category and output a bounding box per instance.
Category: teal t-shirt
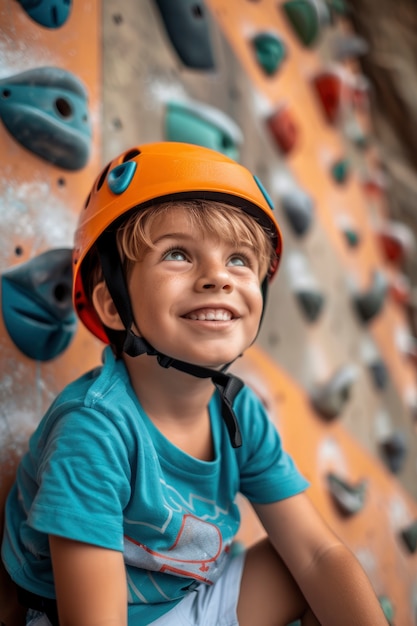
[2,347,308,625]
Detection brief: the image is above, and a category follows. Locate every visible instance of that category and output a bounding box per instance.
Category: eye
[227,253,252,267]
[162,247,188,262]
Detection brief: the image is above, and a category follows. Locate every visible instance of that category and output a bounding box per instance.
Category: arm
[254,493,387,626]
[49,535,127,626]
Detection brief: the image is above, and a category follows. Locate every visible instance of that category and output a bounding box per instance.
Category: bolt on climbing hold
[251,32,287,76]
[280,187,314,237]
[311,364,358,420]
[399,520,417,554]
[153,0,215,69]
[282,0,329,48]
[0,67,91,170]
[17,0,72,28]
[326,472,367,516]
[266,105,299,155]
[351,270,388,323]
[165,100,243,161]
[2,248,77,361]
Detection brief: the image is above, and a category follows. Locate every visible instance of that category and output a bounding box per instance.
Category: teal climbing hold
[331,158,350,184]
[153,0,215,69]
[252,32,286,76]
[165,100,242,161]
[0,67,91,170]
[17,0,72,28]
[2,248,77,361]
[282,0,321,47]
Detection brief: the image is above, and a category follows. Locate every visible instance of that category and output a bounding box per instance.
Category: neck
[123,353,215,459]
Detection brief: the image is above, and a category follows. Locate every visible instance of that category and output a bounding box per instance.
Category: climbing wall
[0,2,102,623]
[1,1,417,624]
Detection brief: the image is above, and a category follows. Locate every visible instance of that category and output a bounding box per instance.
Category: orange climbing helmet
[73,141,283,343]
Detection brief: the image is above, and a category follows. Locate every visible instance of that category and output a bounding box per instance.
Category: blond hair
[116,200,275,280]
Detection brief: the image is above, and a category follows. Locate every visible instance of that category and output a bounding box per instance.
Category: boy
[2,142,386,625]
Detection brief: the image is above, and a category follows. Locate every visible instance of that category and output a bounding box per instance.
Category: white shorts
[150,552,246,626]
[26,552,246,626]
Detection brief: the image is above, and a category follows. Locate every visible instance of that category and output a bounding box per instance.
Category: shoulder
[31,348,138,452]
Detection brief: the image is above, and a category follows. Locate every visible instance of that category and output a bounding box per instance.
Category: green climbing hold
[282,0,320,47]
[252,32,286,76]
[331,158,350,184]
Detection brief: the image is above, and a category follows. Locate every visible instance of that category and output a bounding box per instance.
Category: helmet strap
[97,232,244,447]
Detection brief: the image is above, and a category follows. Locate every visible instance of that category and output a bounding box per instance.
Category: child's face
[127,206,264,369]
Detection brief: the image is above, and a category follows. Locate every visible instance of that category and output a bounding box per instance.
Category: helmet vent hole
[122,148,141,162]
[2,88,11,99]
[55,97,73,118]
[84,191,91,209]
[96,164,111,191]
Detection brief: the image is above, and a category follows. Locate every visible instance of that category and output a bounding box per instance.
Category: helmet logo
[108,161,137,195]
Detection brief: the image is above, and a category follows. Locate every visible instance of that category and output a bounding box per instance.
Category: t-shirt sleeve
[27,407,132,552]
[236,387,309,504]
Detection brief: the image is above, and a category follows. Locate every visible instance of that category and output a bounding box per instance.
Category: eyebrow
[152,232,198,244]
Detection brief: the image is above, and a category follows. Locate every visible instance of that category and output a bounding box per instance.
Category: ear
[92,281,125,331]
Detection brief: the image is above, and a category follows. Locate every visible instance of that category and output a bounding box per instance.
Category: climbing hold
[336,215,360,247]
[331,34,369,61]
[282,0,329,48]
[379,431,408,474]
[368,359,389,391]
[399,520,417,554]
[311,365,357,420]
[375,220,416,266]
[287,252,324,322]
[0,67,91,170]
[326,472,367,516]
[378,596,395,625]
[389,273,411,307]
[331,157,350,184]
[352,271,388,323]
[266,105,299,155]
[325,0,349,16]
[153,0,215,69]
[352,75,371,110]
[165,100,243,161]
[251,32,287,76]
[361,337,389,391]
[395,326,417,365]
[295,288,325,322]
[344,117,370,149]
[17,0,72,28]
[312,68,345,123]
[2,248,77,361]
[280,187,314,236]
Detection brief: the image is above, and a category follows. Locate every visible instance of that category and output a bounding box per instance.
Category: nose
[194,259,233,292]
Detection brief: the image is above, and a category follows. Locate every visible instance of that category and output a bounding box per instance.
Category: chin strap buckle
[157,354,175,368]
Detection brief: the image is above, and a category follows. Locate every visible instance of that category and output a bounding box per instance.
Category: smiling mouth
[184,308,234,321]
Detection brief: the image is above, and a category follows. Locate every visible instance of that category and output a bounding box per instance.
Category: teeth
[187,309,232,321]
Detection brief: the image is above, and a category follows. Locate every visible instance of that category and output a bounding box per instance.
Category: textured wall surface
[1,1,417,624]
